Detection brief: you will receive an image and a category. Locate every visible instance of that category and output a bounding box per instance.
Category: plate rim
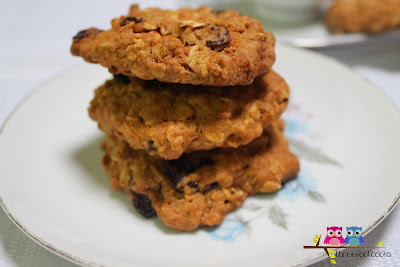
[1,44,400,267]
[0,193,100,267]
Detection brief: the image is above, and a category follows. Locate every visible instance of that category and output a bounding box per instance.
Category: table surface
[0,1,399,266]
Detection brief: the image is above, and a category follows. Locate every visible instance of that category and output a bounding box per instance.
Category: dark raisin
[206,38,230,51]
[113,74,131,84]
[127,176,156,218]
[166,155,191,186]
[146,140,157,153]
[73,30,88,40]
[205,25,231,51]
[120,16,144,26]
[73,28,102,41]
[131,192,156,218]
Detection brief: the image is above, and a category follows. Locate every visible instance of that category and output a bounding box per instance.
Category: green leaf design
[315,234,320,239]
[287,137,343,167]
[243,203,264,212]
[268,205,288,230]
[329,255,336,258]
[233,214,245,222]
[378,241,383,247]
[328,250,334,253]
[244,225,253,238]
[313,238,318,244]
[307,190,327,203]
[331,259,336,264]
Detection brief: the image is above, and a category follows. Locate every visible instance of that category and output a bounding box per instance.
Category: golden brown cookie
[71,5,276,86]
[325,0,400,33]
[88,70,289,160]
[101,120,300,231]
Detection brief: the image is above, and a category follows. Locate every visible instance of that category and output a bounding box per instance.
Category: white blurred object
[253,0,327,24]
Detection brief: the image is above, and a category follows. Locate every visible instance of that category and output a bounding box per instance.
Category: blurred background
[0,0,399,266]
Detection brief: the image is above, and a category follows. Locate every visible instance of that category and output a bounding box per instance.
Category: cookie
[101,120,300,231]
[88,70,289,160]
[71,5,276,86]
[325,0,400,33]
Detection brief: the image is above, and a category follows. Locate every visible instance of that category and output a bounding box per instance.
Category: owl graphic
[343,226,365,247]
[324,226,344,246]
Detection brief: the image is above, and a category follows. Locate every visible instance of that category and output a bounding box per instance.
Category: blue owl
[343,226,365,247]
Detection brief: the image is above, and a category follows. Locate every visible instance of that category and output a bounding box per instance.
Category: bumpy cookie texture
[71,5,276,86]
[325,0,400,33]
[89,70,289,160]
[101,120,300,231]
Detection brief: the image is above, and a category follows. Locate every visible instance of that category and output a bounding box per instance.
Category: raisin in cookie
[71,5,276,86]
[325,0,400,33]
[101,120,300,231]
[89,70,289,160]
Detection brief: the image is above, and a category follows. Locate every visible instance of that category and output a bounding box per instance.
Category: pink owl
[324,226,344,246]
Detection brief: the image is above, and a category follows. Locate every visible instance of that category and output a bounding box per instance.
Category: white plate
[0,44,400,267]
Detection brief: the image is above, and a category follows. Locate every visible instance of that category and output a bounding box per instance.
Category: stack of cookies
[71,5,299,231]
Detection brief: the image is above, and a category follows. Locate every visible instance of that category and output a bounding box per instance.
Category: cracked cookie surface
[101,120,300,231]
[89,70,290,160]
[325,0,400,33]
[71,5,275,86]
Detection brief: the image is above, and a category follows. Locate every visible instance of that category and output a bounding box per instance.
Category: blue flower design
[277,170,316,201]
[209,220,246,242]
[283,117,307,137]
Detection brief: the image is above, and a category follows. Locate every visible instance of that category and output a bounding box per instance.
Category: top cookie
[71,5,276,86]
[325,0,400,33]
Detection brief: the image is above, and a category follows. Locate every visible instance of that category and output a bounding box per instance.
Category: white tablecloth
[0,1,399,266]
